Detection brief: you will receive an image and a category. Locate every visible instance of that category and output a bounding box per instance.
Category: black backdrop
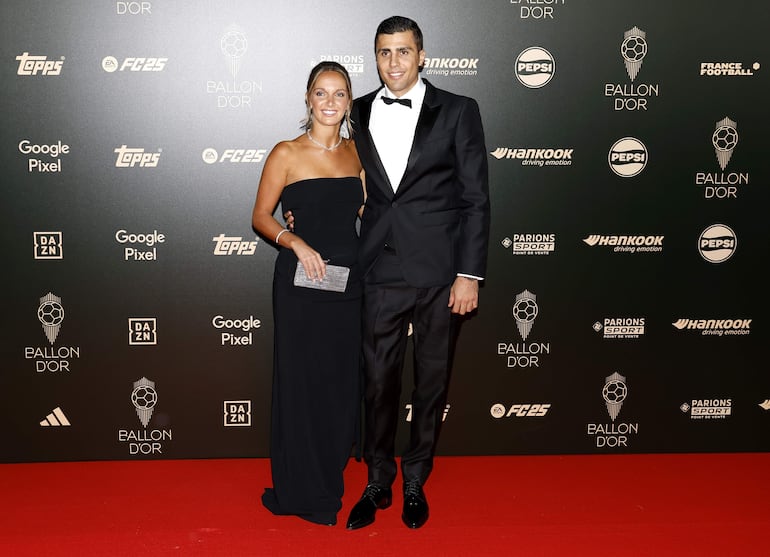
[1,0,767,463]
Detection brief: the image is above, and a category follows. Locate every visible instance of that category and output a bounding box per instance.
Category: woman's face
[308,71,350,128]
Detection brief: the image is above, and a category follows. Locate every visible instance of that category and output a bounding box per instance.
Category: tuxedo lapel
[357,89,395,199]
[398,81,440,195]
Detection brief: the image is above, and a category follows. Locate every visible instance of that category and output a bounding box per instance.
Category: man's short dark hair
[375,16,423,52]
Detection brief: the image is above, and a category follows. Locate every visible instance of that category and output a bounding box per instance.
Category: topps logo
[16,52,63,76]
[114,145,161,167]
[212,234,258,255]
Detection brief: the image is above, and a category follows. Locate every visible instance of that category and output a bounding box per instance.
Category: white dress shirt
[369,79,426,192]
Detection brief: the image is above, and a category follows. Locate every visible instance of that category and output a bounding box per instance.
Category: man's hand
[448,276,479,315]
[283,210,295,231]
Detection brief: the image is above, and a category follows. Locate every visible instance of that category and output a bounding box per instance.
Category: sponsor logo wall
[1,0,767,462]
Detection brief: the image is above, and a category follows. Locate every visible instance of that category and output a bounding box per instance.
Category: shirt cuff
[457,273,484,281]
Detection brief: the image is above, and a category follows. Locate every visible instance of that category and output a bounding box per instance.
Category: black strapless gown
[261,177,363,525]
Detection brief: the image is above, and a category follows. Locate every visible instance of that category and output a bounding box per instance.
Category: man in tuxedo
[345,15,490,530]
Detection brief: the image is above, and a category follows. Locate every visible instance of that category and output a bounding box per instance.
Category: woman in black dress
[251,62,365,526]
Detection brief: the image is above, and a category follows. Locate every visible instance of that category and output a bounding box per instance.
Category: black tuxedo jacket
[352,80,490,288]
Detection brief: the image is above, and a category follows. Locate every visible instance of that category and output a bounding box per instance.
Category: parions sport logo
[593,318,645,339]
[698,224,736,263]
[694,117,749,199]
[313,54,364,75]
[515,47,554,88]
[604,26,660,111]
[608,137,647,177]
[501,233,556,256]
[680,399,731,420]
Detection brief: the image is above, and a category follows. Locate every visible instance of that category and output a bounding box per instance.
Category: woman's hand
[292,239,326,280]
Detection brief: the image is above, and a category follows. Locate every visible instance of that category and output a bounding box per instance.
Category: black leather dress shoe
[345,484,392,530]
[402,480,429,528]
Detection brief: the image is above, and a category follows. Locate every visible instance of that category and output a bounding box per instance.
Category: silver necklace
[306,130,342,151]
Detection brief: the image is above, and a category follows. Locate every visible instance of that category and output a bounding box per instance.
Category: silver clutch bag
[293,262,350,292]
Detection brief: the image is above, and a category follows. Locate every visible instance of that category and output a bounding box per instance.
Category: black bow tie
[381,96,412,108]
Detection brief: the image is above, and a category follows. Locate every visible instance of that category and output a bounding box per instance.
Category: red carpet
[1,454,767,556]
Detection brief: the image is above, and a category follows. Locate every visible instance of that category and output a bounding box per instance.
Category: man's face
[374,30,425,97]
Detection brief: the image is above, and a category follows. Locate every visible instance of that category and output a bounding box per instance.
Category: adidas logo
[40,407,71,427]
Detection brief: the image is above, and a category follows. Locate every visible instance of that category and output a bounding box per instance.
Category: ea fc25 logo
[515,47,554,88]
[490,403,551,419]
[698,224,736,263]
[202,148,266,164]
[101,56,167,72]
[609,137,647,177]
